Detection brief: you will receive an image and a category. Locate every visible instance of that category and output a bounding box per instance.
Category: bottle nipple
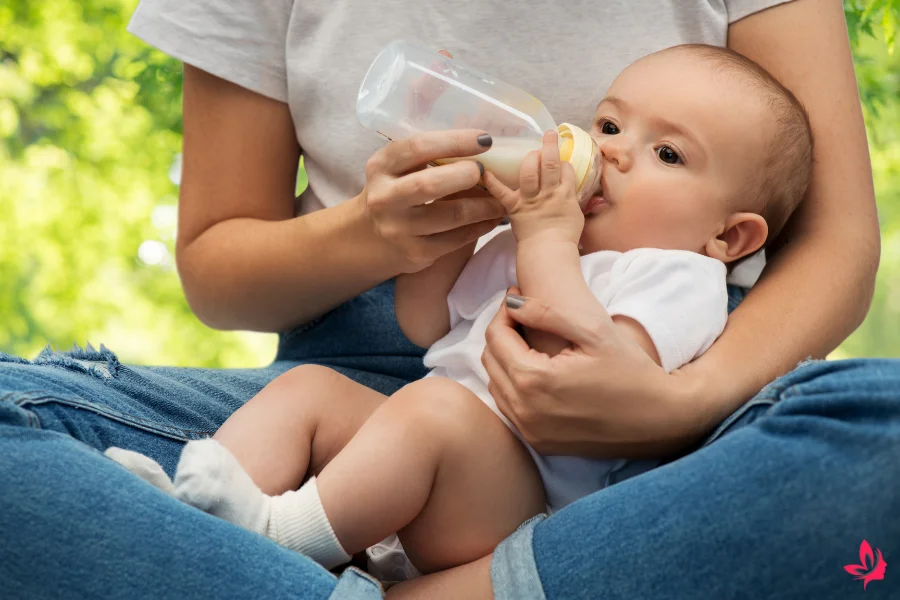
[557,123,602,207]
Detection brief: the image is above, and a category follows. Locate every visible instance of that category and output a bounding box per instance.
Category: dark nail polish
[477,134,493,147]
[505,294,526,310]
[477,161,485,177]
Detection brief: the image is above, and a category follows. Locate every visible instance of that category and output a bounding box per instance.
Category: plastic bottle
[356,40,601,206]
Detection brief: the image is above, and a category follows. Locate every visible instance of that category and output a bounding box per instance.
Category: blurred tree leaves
[0,0,898,367]
[0,0,272,366]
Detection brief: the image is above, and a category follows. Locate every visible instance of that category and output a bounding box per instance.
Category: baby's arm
[484,131,661,362]
[395,243,477,348]
[515,239,661,365]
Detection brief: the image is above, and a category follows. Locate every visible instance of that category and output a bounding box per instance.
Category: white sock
[268,477,351,570]
[104,447,175,495]
[172,438,271,536]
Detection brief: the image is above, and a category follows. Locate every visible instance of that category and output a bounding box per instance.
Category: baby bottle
[356,40,601,206]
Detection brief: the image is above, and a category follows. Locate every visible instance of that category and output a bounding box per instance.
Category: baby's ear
[705,213,768,264]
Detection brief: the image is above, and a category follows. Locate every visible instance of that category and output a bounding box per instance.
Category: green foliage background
[1,1,898,367]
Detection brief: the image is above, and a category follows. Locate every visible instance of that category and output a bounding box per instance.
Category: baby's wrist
[516,230,581,256]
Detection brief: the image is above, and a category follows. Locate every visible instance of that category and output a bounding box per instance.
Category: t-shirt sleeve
[724,0,794,24]
[128,0,292,102]
[600,250,728,373]
[447,230,517,329]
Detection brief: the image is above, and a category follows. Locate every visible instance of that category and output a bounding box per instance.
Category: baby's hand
[483,130,584,245]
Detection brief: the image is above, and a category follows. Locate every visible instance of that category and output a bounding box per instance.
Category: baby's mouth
[582,195,607,215]
[582,180,611,216]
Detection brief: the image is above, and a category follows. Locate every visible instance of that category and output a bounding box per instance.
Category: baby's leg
[314,377,545,574]
[214,364,388,494]
[173,365,386,543]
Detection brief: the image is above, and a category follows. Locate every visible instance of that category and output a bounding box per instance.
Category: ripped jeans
[2,280,899,599]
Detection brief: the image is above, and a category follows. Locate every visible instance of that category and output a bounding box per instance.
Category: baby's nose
[600,141,630,170]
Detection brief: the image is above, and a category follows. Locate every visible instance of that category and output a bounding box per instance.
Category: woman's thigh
[0,280,426,475]
[0,280,419,598]
[491,359,900,600]
[0,413,386,599]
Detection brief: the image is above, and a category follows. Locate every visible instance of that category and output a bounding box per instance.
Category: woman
[1,0,895,598]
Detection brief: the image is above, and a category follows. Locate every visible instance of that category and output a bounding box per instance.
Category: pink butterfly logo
[844,540,887,590]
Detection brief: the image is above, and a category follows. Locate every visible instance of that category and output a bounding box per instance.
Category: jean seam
[0,392,41,428]
[328,566,384,599]
[701,361,825,448]
[491,514,547,600]
[280,313,330,345]
[701,396,777,448]
[13,393,213,442]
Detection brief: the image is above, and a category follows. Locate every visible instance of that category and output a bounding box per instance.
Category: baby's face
[580,51,770,255]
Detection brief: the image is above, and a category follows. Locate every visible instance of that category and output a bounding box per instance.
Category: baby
[107,44,813,583]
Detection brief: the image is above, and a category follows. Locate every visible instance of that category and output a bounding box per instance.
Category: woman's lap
[492,358,900,599]
[3,280,898,598]
[0,281,418,598]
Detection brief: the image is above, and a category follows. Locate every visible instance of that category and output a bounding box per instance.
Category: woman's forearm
[177,194,399,332]
[673,0,882,428]
[682,220,879,428]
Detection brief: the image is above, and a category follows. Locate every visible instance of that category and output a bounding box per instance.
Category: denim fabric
[4,279,900,599]
[491,359,900,600]
[0,280,424,598]
[327,568,384,600]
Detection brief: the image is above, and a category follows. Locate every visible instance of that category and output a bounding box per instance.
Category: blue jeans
[2,281,898,599]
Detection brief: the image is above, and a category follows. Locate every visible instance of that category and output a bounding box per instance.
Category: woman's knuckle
[405,240,433,269]
[511,365,535,392]
[421,179,441,200]
[366,185,389,210]
[381,221,403,242]
[366,154,385,178]
[408,137,428,158]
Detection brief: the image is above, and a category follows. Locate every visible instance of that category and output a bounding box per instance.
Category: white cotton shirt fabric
[128,0,791,289]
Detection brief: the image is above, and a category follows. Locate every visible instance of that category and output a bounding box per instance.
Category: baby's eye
[597,119,620,135]
[657,146,681,165]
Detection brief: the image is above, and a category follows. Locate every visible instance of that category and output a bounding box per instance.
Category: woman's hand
[482,130,584,245]
[482,288,714,459]
[361,130,506,274]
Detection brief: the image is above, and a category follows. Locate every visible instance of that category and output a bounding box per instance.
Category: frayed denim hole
[32,342,121,380]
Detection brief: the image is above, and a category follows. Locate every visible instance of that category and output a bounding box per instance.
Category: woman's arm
[176,66,503,332]
[680,0,880,424]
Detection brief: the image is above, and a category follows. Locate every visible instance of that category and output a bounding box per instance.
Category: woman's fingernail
[505,294,526,310]
[477,161,485,177]
[477,134,493,147]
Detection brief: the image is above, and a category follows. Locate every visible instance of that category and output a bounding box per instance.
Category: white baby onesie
[368,229,728,581]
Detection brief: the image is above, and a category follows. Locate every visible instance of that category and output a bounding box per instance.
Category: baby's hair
[663,44,814,250]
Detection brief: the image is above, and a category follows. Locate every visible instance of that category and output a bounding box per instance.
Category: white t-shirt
[127,0,791,215]
[129,0,783,287]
